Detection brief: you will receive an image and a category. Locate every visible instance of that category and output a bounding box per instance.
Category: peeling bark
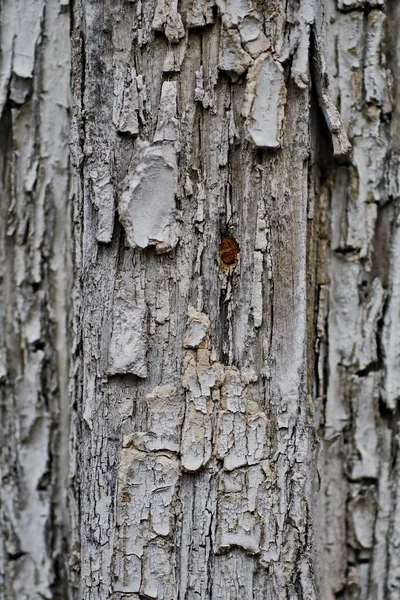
[315,2,400,599]
[1,0,400,599]
[0,1,71,598]
[70,1,320,597]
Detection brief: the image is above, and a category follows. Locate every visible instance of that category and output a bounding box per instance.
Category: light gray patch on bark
[112,444,179,596]
[218,28,252,77]
[183,0,216,28]
[131,385,184,452]
[243,54,287,149]
[90,166,115,243]
[152,0,185,43]
[108,289,148,378]
[119,81,180,253]
[118,143,178,252]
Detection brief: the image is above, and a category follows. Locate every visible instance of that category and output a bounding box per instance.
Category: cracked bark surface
[1,0,400,599]
[0,1,71,598]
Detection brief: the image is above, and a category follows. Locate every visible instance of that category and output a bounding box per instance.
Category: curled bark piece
[312,29,352,159]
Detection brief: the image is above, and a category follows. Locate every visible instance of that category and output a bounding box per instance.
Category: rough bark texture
[0,1,71,598]
[315,2,400,599]
[71,0,322,598]
[1,0,400,599]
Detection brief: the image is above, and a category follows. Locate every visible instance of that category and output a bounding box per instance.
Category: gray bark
[0,1,71,598]
[1,1,400,599]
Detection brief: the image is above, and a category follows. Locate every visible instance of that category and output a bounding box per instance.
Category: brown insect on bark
[219,235,240,266]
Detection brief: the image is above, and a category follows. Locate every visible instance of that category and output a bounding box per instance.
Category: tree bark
[1,1,400,599]
[0,1,71,598]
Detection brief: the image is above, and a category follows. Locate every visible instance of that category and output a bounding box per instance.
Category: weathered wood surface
[0,1,71,598]
[1,0,400,599]
[316,2,400,599]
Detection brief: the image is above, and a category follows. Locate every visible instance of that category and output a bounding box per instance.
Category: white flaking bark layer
[244,55,286,149]
[315,1,400,598]
[119,143,178,252]
[0,1,71,598]
[118,81,180,253]
[109,306,311,597]
[72,2,318,594]
[69,0,399,599]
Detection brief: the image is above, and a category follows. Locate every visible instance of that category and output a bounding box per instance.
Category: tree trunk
[0,1,71,598]
[1,1,399,599]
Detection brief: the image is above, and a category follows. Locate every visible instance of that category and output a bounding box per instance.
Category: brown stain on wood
[219,235,240,266]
